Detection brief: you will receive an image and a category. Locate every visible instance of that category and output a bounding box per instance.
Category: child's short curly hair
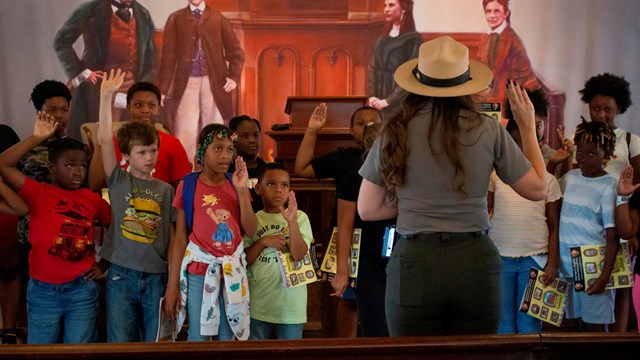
[229,115,261,132]
[30,80,72,111]
[579,73,632,114]
[257,162,287,183]
[126,82,161,105]
[48,138,90,164]
[574,119,616,158]
[116,120,160,155]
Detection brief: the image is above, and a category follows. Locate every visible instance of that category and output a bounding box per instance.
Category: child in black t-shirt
[295,104,382,337]
[332,122,395,337]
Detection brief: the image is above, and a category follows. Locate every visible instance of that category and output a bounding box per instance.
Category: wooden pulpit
[267,96,368,172]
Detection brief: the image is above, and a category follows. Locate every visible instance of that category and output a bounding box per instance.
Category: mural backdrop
[1,0,639,155]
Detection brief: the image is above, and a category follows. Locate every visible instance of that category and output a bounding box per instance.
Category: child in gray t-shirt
[96,69,176,342]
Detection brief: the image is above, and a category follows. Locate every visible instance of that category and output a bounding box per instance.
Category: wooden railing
[1,333,638,360]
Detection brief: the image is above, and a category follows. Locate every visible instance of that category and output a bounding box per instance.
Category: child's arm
[81,197,112,280]
[505,83,546,201]
[541,199,561,286]
[232,156,257,237]
[282,191,307,262]
[615,165,640,239]
[294,103,326,178]
[244,235,286,266]
[98,69,126,179]
[487,191,494,215]
[587,227,619,295]
[83,258,110,280]
[87,142,107,192]
[547,125,574,177]
[0,177,28,216]
[358,179,398,221]
[331,197,356,297]
[487,172,495,215]
[163,208,188,318]
[0,112,58,192]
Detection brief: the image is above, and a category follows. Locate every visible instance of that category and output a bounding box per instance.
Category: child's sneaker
[1,329,18,345]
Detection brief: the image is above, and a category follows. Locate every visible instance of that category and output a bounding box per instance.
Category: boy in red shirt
[0,113,111,344]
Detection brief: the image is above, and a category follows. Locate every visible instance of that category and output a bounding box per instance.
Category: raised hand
[556,125,575,154]
[100,68,126,95]
[505,80,535,131]
[232,156,249,189]
[33,111,58,139]
[618,165,640,196]
[280,191,298,223]
[307,103,327,131]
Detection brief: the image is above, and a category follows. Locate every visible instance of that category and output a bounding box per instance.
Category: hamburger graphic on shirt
[121,197,162,244]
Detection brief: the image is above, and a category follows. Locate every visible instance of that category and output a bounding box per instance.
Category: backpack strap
[182,171,201,235]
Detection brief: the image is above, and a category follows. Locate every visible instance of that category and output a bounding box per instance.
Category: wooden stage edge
[1,333,639,360]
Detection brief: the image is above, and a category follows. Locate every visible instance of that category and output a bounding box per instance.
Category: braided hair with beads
[574,117,616,159]
[195,124,238,168]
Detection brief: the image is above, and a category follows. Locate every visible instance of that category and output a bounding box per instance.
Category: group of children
[0,68,314,344]
[1,69,640,345]
[490,74,640,334]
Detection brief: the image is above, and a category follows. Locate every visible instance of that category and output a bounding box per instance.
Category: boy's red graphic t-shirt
[19,178,111,284]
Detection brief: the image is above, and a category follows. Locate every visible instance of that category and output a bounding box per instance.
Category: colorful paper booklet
[276,244,319,289]
[570,242,634,291]
[320,227,361,285]
[519,268,569,327]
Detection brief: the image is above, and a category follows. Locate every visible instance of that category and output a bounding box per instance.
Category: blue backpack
[182,172,237,235]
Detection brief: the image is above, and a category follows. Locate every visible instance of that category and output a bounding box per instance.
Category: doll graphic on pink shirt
[206,207,234,243]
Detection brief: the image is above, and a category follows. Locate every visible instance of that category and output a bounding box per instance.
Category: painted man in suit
[53,0,156,140]
[159,0,245,162]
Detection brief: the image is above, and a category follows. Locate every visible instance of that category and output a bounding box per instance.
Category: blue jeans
[106,263,167,342]
[249,318,303,340]
[27,277,99,344]
[186,273,234,341]
[498,256,542,334]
